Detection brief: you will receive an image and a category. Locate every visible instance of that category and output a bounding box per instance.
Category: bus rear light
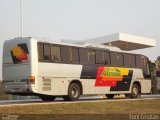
[29,76,35,84]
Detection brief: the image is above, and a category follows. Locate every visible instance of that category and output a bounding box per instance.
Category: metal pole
[20,0,23,37]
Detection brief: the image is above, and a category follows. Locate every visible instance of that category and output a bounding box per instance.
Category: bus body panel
[2,37,152,98]
[37,63,82,95]
[30,38,38,92]
[2,38,34,94]
[36,61,150,95]
[140,80,151,93]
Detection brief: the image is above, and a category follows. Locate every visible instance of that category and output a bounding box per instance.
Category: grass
[0,99,160,120]
[0,82,9,100]
[0,99,160,114]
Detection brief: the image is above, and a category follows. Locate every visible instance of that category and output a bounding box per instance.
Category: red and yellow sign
[12,47,28,61]
[11,43,29,64]
[95,66,129,87]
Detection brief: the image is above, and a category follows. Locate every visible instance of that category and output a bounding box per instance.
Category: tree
[155,56,160,71]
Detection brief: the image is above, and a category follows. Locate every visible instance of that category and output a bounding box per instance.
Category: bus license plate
[11,88,22,92]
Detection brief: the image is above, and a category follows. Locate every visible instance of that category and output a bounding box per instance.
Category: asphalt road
[0,94,160,107]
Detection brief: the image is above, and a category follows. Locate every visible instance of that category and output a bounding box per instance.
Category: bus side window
[136,55,142,69]
[79,48,88,64]
[44,44,51,61]
[142,57,150,76]
[117,53,123,67]
[124,54,130,67]
[88,49,95,64]
[38,43,44,61]
[110,52,118,66]
[71,47,79,64]
[96,50,104,64]
[146,59,150,75]
[104,51,110,65]
[61,46,71,63]
[131,55,136,68]
[51,45,61,62]
[136,55,150,77]
[124,54,136,68]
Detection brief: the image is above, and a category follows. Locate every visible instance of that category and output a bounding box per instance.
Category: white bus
[2,37,151,101]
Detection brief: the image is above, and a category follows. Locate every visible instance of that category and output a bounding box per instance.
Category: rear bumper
[2,84,34,95]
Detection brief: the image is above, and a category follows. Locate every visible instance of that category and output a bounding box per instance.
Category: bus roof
[5,36,149,57]
[8,37,131,52]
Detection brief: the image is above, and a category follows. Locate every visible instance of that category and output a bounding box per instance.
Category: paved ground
[0,94,160,107]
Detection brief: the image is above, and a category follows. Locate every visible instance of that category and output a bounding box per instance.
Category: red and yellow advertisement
[12,47,28,61]
[95,66,129,87]
[10,43,29,64]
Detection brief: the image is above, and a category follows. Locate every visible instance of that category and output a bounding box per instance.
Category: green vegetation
[0,82,9,100]
[0,99,160,120]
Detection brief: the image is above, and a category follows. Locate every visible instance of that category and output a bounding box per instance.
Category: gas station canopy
[76,33,156,51]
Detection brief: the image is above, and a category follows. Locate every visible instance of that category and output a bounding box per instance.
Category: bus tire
[125,94,131,98]
[106,94,114,99]
[39,95,56,101]
[130,84,139,98]
[63,83,81,101]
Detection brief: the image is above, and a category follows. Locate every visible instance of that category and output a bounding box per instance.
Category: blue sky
[0,0,160,79]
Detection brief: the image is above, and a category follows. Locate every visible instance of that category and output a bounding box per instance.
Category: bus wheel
[106,94,114,99]
[125,94,131,98]
[63,83,81,101]
[39,95,56,101]
[130,84,139,98]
